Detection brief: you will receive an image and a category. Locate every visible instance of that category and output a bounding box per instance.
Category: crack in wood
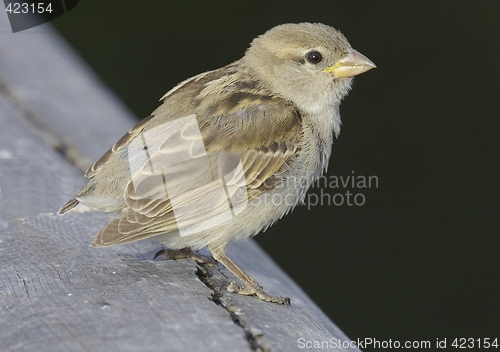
[195,264,269,352]
[43,260,63,281]
[0,78,89,172]
[15,270,30,299]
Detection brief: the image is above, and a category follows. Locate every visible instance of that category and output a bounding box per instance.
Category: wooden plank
[0,14,359,352]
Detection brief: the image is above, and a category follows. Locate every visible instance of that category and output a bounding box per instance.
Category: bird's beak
[325,49,376,78]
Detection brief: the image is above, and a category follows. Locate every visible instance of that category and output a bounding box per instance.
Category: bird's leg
[208,244,291,306]
[154,247,217,266]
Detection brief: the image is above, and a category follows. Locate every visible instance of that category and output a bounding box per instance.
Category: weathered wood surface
[0,13,359,352]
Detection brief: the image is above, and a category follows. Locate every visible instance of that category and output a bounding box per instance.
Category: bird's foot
[227,281,291,306]
[154,248,218,267]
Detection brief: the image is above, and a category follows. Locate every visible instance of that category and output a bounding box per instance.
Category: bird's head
[243,22,376,114]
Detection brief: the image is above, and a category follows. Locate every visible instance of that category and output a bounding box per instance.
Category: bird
[59,22,375,305]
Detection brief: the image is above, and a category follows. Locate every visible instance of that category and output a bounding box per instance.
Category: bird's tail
[58,198,80,214]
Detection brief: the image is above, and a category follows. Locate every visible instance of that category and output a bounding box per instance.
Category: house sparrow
[59,22,375,305]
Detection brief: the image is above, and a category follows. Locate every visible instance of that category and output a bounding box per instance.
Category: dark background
[50,1,499,349]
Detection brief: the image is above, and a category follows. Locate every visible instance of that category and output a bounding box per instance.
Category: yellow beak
[325,49,376,78]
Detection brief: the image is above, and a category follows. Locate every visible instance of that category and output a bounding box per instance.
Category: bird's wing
[90,66,303,247]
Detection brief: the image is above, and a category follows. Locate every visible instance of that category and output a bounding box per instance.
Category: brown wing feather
[89,64,303,247]
[92,145,298,247]
[85,115,155,178]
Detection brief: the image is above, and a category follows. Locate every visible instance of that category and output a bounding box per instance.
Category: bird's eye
[306,51,323,64]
